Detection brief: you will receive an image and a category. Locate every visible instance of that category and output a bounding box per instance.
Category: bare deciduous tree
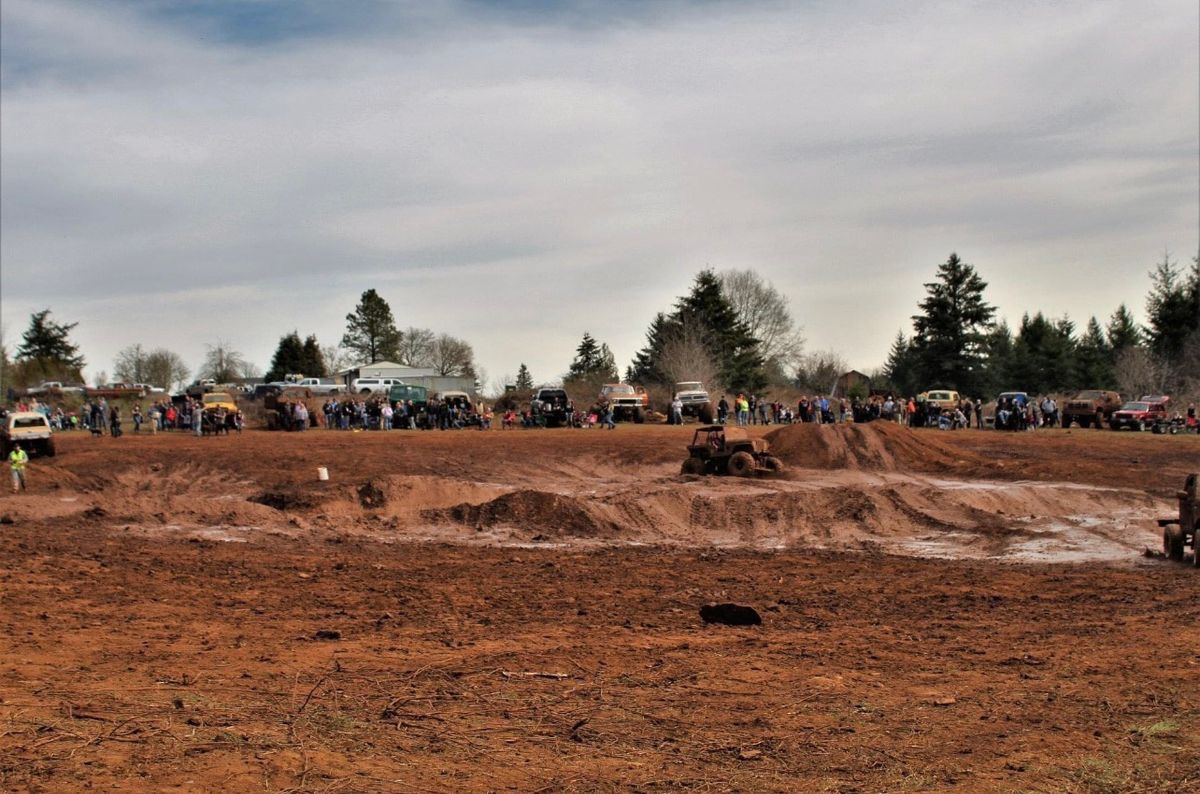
[658,321,719,392]
[794,350,847,395]
[1114,346,1167,399]
[198,341,251,383]
[114,344,190,390]
[321,343,355,376]
[430,334,475,377]
[397,327,436,367]
[718,269,805,375]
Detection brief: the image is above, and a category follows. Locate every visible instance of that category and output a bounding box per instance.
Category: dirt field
[1,423,1197,792]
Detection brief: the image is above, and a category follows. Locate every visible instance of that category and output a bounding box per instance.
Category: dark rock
[700,603,762,626]
[314,629,341,641]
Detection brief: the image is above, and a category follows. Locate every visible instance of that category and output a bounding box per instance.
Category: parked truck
[1062,390,1122,429]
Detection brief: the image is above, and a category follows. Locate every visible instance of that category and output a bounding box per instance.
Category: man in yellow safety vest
[9,442,29,493]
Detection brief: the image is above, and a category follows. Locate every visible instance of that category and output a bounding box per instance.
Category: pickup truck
[86,383,147,399]
[280,378,343,395]
[1062,390,1122,429]
[1,411,56,457]
[25,381,85,396]
[673,382,714,423]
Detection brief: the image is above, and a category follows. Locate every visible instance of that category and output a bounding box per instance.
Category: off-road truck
[1062,390,1122,429]
[531,388,573,428]
[1,411,56,457]
[681,425,782,477]
[672,382,714,424]
[598,383,647,423]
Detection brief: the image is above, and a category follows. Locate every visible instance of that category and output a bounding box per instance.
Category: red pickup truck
[1108,398,1169,431]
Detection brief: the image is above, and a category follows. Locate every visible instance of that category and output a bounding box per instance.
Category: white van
[351,377,405,395]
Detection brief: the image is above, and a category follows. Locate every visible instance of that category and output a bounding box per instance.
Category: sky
[1,0,1197,389]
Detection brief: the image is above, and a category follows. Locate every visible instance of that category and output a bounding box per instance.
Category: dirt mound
[765,422,988,473]
[433,490,619,538]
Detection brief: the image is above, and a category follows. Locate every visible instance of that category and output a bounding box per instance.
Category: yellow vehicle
[2,411,56,457]
[202,392,238,413]
[920,389,961,411]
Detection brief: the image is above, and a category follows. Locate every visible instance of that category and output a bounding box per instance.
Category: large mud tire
[43,438,56,458]
[681,458,706,476]
[1164,526,1185,562]
[727,451,755,477]
[762,455,784,475]
[634,408,645,424]
[699,404,715,424]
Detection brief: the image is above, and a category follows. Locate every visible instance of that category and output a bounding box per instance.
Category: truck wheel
[727,451,755,477]
[1163,526,1185,561]
[44,438,56,458]
[681,458,706,476]
[634,408,645,424]
[699,404,715,424]
[1095,413,1105,429]
[762,455,784,475]
[1109,422,1118,431]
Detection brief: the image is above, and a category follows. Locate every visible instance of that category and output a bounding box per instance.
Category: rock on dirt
[700,603,762,626]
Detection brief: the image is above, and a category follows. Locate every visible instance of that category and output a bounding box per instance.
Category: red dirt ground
[1,424,1197,792]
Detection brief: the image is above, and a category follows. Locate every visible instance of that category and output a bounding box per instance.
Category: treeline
[882,252,1200,400]
[0,288,478,394]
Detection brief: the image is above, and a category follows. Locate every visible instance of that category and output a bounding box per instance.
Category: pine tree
[882,331,916,396]
[630,271,766,392]
[565,333,619,385]
[983,321,1016,395]
[1074,317,1113,388]
[15,309,85,369]
[301,335,327,377]
[1106,304,1141,353]
[910,253,995,397]
[342,289,402,364]
[514,363,533,391]
[629,313,672,386]
[1145,252,1199,365]
[1010,313,1077,395]
[265,332,305,382]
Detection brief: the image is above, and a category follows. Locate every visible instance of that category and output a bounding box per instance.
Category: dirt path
[1,424,1197,791]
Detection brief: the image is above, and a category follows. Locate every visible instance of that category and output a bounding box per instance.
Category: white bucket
[317,466,329,481]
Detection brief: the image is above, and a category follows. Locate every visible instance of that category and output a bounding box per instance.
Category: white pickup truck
[26,381,84,396]
[279,377,344,395]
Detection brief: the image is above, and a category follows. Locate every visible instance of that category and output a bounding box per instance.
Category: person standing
[193,402,204,437]
[670,395,684,426]
[9,443,28,493]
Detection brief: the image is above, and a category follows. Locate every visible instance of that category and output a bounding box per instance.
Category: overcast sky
[2,0,1197,388]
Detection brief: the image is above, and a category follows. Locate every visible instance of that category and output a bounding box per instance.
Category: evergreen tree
[882,331,917,396]
[983,321,1016,394]
[342,289,402,364]
[514,363,533,391]
[565,332,619,384]
[630,271,766,392]
[1145,252,1199,365]
[1074,317,1114,388]
[265,332,305,382]
[1010,313,1077,395]
[301,335,327,377]
[15,309,85,370]
[909,253,995,396]
[1105,304,1141,353]
[629,313,672,386]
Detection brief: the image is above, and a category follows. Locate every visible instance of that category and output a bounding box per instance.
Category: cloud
[1,0,1196,386]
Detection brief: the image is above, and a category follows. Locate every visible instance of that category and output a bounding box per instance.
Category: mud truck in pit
[1062,390,1122,429]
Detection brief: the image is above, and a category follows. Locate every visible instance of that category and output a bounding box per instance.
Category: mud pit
[1,425,1197,791]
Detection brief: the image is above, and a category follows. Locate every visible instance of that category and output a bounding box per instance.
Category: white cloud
[1,0,1196,386]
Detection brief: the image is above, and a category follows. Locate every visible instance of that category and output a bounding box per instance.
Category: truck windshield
[13,418,48,429]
